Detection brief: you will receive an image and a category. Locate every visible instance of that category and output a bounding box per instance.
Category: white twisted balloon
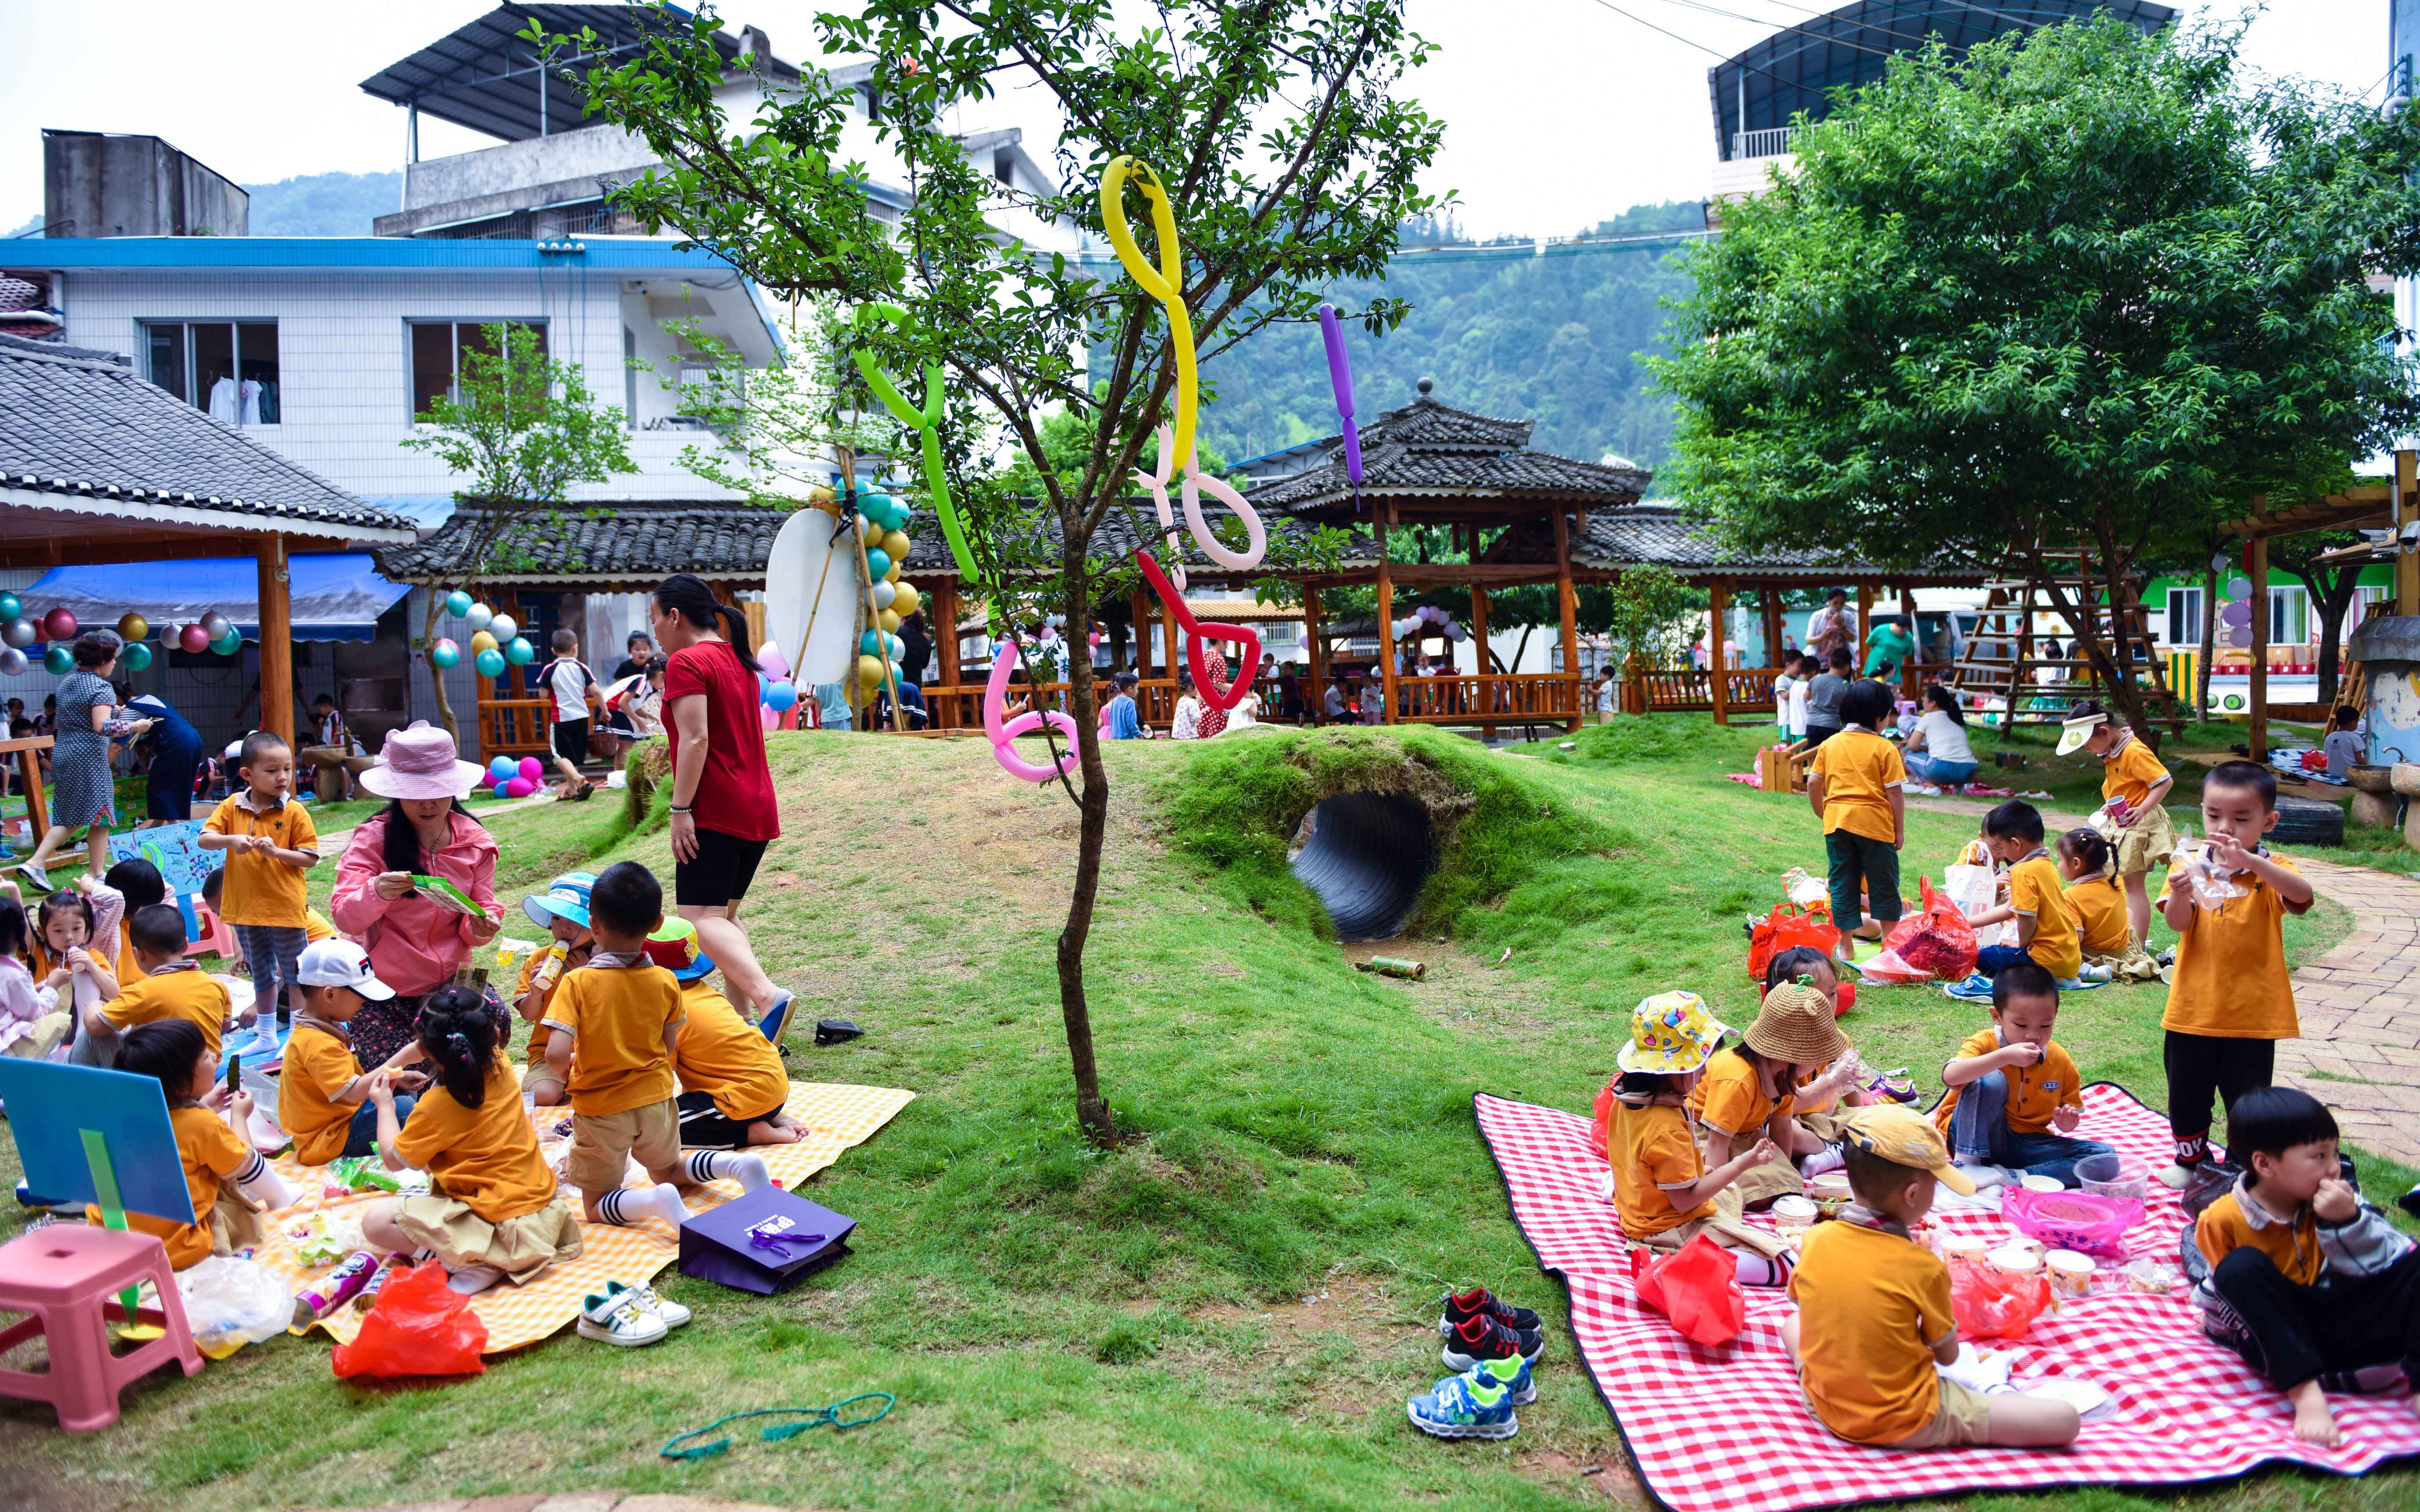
[1130,425,1267,576]
[1133,426,1189,593]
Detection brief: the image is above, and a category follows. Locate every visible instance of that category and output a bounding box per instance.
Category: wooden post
[1303,585,1326,724]
[256,534,293,747]
[2249,532,2270,763]
[1553,508,1581,731]
[1376,513,1399,726]
[1855,582,1875,674]
[935,579,962,725]
[1761,586,1783,670]
[1709,578,1731,726]
[2400,449,2419,618]
[1470,584,1493,735]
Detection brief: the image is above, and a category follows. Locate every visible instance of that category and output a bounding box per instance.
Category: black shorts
[675,824,769,909]
[676,1088,785,1149]
[552,718,590,764]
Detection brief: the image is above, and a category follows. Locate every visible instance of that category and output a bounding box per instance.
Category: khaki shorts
[2111,803,2177,878]
[1631,1207,1794,1262]
[392,1189,584,1283]
[567,1099,683,1194]
[1802,1374,1993,1450]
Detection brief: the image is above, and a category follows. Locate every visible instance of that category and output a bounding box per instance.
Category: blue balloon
[859,628,885,657]
[766,680,798,711]
[859,493,897,529]
[864,547,892,582]
[488,756,518,782]
[445,590,474,618]
[475,647,508,679]
[504,635,535,666]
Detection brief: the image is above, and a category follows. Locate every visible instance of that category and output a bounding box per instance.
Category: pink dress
[1196,650,1231,740]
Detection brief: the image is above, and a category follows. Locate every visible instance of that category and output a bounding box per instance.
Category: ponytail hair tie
[448,1031,472,1055]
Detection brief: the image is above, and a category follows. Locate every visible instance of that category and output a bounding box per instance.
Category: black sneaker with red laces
[1441,1308,1545,1371]
[1437,1287,1542,1339]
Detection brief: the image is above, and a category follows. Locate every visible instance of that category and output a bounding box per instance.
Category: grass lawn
[1,717,2413,1512]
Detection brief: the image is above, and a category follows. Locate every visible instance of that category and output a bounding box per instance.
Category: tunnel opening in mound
[1288,791,1438,941]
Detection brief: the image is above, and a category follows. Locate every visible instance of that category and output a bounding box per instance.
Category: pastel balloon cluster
[480,754,544,799]
[436,591,531,677]
[755,639,802,732]
[1392,603,1470,644]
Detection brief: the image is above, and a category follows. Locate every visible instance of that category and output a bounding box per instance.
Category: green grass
[0,718,2410,1511]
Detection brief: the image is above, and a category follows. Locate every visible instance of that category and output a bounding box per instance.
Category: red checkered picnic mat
[1475,1084,2420,1512]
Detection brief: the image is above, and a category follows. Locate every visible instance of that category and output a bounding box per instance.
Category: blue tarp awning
[26,554,411,643]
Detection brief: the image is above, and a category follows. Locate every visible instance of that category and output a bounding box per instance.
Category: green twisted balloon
[850,304,978,586]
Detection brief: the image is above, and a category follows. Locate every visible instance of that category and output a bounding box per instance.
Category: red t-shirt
[663,639,780,842]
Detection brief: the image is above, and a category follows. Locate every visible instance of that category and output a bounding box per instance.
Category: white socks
[1733,1251,1794,1288]
[1801,1146,1845,1179]
[232,1154,300,1210]
[595,1182,690,1228]
[446,1264,506,1295]
[683,1150,770,1193]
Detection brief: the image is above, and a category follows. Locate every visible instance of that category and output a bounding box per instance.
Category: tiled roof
[377,500,787,583]
[0,333,411,537]
[898,501,1379,581]
[1576,506,1991,583]
[1246,394,1651,515]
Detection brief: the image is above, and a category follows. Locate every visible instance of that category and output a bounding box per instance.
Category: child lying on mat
[1690,961,1867,1209]
[1784,1105,2082,1451]
[1603,991,1794,1286]
[359,983,584,1295]
[645,917,800,1150]
[1932,962,2112,1189]
[2190,1087,2420,1448]
[94,1019,299,1267]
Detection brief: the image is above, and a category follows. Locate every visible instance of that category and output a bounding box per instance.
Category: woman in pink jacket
[331,723,505,1068]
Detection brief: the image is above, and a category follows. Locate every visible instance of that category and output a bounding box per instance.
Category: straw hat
[1616,990,1730,1075]
[356,721,486,800]
[1742,980,1851,1068]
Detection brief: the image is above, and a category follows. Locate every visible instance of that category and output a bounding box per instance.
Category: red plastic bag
[1747,903,1841,985]
[1630,1235,1747,1348]
[331,1262,488,1379]
[1590,1076,1619,1158]
[1950,1261,2052,1342]
[1879,878,1978,982]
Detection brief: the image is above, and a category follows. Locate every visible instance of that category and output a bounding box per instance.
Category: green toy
[658,1394,896,1460]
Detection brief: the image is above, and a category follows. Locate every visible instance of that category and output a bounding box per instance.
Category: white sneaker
[610,1278,691,1329]
[1954,1163,2009,1190]
[2077,962,2113,983]
[2158,1163,2195,1191]
[576,1288,669,1346]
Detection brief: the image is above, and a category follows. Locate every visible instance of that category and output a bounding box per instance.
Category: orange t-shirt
[674,981,789,1121]
[203,791,320,928]
[551,962,685,1117]
[2160,854,2300,1040]
[1811,729,1905,845]
[1791,1219,1956,1445]
[2007,853,2082,979]
[2066,875,2129,956]
[1686,1050,1795,1140]
[279,1022,364,1166]
[1931,1026,2083,1135]
[2101,735,2170,813]
[89,1104,249,1270]
[394,1054,559,1223]
[100,964,232,1060]
[517,942,591,1068]
[2194,1190,2321,1285]
[1606,1100,1713,1238]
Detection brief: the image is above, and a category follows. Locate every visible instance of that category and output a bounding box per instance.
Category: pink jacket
[330,810,502,997]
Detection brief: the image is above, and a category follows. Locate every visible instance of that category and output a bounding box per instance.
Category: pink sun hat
[356,721,488,800]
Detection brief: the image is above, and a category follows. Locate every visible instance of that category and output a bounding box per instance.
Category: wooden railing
[897,671,1580,732]
[1627,666,1781,715]
[475,697,555,759]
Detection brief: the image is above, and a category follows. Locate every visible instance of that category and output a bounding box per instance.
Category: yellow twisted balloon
[1099,156,1197,481]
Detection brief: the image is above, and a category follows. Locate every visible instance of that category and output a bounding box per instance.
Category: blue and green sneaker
[1406,1356,1532,1440]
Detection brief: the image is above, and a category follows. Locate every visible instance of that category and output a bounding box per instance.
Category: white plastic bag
[1779,866,1829,909]
[1943,863,2005,949]
[178,1255,296,1359]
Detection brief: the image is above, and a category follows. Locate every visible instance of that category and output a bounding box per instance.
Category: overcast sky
[0,0,2393,239]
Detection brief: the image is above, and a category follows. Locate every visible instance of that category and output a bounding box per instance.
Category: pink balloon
[516,756,544,783]
[42,607,77,641]
[179,623,211,653]
[502,777,536,798]
[762,703,778,733]
[983,640,1081,783]
[757,646,791,681]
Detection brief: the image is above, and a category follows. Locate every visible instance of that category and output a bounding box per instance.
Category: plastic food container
[1770,1195,1818,1235]
[1986,1244,2043,1279]
[1807,1172,1853,1217]
[1941,1234,1989,1268]
[2018,1174,2065,1193]
[2074,1153,2150,1204]
[2122,1257,2178,1294]
[2046,1249,2095,1298]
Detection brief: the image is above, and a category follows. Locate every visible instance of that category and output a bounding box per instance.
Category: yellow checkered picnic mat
[249,1081,914,1354]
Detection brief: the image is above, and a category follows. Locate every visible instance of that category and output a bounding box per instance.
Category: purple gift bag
[677,1187,856,1295]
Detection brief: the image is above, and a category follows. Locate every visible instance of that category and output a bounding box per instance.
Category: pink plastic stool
[188,899,235,961]
[0,1226,203,1431]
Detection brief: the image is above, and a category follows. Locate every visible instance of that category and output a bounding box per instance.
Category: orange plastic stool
[0,1225,203,1431]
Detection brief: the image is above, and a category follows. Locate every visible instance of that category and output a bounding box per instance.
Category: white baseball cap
[295,938,395,1001]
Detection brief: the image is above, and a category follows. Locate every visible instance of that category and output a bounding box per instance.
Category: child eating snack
[515,872,597,1108]
[1690,975,1863,1207]
[87,904,233,1059]
[1784,1104,2080,1450]
[96,1019,297,1267]
[2058,700,2174,948]
[280,939,428,1164]
[1933,961,2113,1187]
[647,918,800,1150]
[1961,800,2083,983]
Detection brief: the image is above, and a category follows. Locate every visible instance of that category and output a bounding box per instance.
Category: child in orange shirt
[1689,970,1863,1207]
[87,905,235,1060]
[1806,680,1906,943]
[280,939,428,1164]
[646,918,799,1150]
[200,731,320,1038]
[514,871,597,1107]
[2058,701,2175,947]
[1961,801,2084,983]
[98,1019,296,1267]
[1934,962,2112,1188]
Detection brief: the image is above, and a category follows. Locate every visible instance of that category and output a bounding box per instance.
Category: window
[142,321,279,424]
[407,320,547,417]
[2268,584,2308,645]
[623,325,638,428]
[2164,586,2204,647]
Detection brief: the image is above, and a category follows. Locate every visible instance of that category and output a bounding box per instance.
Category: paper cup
[2018,1174,2065,1193]
[1986,1244,2042,1278]
[1771,1195,1818,1235]
[1941,1234,1989,1268]
[2046,1249,2095,1298]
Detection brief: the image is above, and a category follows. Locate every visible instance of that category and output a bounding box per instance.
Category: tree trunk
[2030,532,2149,736]
[1054,526,1115,1146]
[2306,567,2362,706]
[2196,548,2219,726]
[422,593,461,743]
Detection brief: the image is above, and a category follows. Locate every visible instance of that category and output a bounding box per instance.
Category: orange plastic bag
[1630,1235,1747,1348]
[331,1262,488,1379]
[1879,878,1978,983]
[1747,902,1841,985]
[1950,1260,2051,1342]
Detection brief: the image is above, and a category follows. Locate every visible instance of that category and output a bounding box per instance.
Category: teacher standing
[651,573,794,1042]
[125,691,203,822]
[18,632,151,891]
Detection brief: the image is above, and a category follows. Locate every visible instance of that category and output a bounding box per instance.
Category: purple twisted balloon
[1318,302,1362,490]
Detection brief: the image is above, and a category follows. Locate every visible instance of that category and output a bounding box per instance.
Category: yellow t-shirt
[2007,853,2082,979]
[2194,1190,2321,1286]
[2101,735,2171,813]
[674,981,789,1122]
[101,963,231,1061]
[2160,855,2300,1040]
[1606,1100,1713,1238]
[1790,1219,1956,1446]
[280,1022,364,1166]
[550,962,685,1117]
[517,940,593,1067]
[1685,1050,1795,1140]
[203,793,319,929]
[89,1104,249,1270]
[394,1054,559,1223]
[1930,1026,2083,1136]
[303,909,337,943]
[1811,729,1905,844]
[2066,875,2129,957]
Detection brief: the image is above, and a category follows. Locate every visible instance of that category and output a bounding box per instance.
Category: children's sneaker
[1862,1068,1921,1104]
[2076,962,2114,983]
[1407,1357,1526,1439]
[1438,1287,1542,1339]
[577,1288,669,1347]
[2157,1163,2196,1191]
[607,1278,691,1329]
[1441,1309,1543,1371]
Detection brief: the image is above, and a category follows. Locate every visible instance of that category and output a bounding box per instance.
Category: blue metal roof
[16,236,742,273]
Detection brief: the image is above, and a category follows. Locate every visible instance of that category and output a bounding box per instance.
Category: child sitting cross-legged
[1933,961,2113,1189]
[1690,970,1866,1207]
[86,904,234,1060]
[278,939,429,1165]
[646,917,799,1152]
[514,871,597,1109]
[2058,828,2130,962]
[1785,1104,2082,1451]
[2191,1086,2420,1448]
[358,984,583,1296]
[1603,991,1795,1287]
[1960,800,2088,984]
[95,1019,299,1267]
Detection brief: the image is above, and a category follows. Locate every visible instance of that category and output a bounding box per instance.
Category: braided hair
[415,983,499,1108]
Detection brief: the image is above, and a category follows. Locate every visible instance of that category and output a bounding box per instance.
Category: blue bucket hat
[522,870,597,930]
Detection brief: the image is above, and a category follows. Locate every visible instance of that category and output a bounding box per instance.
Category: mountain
[5,169,403,239]
[1185,201,1706,488]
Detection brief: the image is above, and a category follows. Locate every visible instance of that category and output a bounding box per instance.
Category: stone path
[2273,857,2420,1168]
[297,1496,813,1512]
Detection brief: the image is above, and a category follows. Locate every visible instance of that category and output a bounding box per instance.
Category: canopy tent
[25,553,410,642]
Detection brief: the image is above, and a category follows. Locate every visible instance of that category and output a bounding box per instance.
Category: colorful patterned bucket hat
[1616,990,1730,1075]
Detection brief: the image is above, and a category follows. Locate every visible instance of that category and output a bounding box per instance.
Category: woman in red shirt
[650,574,794,1041]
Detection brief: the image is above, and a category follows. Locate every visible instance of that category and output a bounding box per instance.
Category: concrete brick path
[2274,857,2420,1168]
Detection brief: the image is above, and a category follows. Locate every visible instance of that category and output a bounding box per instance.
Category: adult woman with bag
[651,574,794,1041]
[329,722,506,1068]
